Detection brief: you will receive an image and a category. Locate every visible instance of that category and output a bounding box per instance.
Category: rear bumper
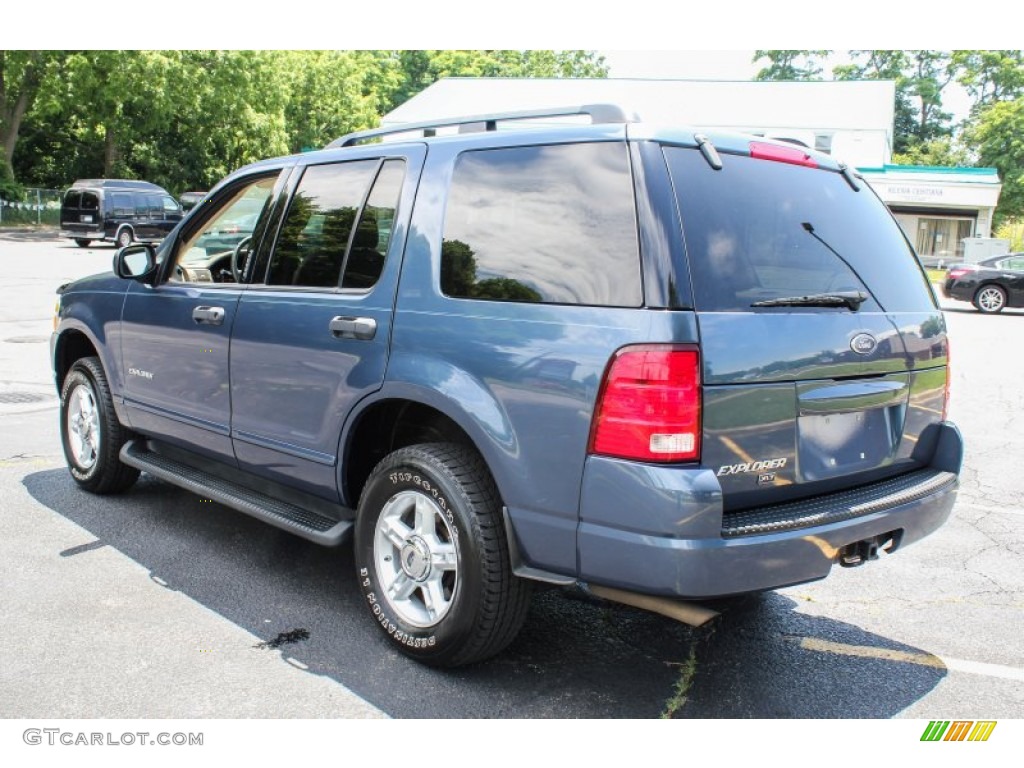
[60,228,105,240]
[942,281,973,302]
[576,422,963,599]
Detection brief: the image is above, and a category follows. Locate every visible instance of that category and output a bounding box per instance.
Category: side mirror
[114,243,158,283]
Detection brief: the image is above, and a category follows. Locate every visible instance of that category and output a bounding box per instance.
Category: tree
[8,49,608,192]
[966,98,1024,223]
[0,51,63,192]
[280,50,401,154]
[834,50,917,153]
[953,50,1024,108]
[995,217,1024,252]
[834,50,955,154]
[907,51,955,145]
[753,50,830,81]
[892,136,973,167]
[19,51,293,193]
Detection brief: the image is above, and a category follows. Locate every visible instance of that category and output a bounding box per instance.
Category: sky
[1,2,996,124]
[602,51,760,80]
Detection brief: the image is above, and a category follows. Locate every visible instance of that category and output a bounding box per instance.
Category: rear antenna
[694,134,723,171]
[839,162,861,192]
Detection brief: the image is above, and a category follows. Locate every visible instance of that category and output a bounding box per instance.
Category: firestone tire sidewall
[354,454,485,666]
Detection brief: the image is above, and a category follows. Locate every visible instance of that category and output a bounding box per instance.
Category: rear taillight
[947,267,970,280]
[589,345,701,463]
[749,141,818,168]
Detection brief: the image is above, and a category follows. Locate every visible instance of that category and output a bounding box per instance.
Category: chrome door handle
[329,316,377,340]
[192,306,225,325]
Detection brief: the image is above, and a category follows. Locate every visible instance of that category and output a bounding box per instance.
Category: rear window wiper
[751,291,868,310]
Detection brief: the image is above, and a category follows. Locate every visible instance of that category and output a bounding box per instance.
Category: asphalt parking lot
[1,231,1022,719]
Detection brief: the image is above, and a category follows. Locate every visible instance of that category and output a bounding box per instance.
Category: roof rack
[327,103,636,148]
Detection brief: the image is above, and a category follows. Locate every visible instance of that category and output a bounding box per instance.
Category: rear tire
[974,284,1006,314]
[60,357,139,494]
[354,443,532,667]
[74,239,91,248]
[116,227,133,249]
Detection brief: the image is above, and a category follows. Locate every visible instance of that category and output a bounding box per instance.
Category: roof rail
[327,103,636,148]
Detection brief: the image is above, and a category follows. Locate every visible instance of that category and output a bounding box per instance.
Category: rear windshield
[64,190,100,209]
[664,147,936,313]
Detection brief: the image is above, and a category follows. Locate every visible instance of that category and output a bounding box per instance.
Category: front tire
[60,357,139,494]
[974,284,1007,314]
[354,443,532,667]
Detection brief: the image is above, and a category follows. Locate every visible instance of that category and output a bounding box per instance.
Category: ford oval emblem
[851,333,877,355]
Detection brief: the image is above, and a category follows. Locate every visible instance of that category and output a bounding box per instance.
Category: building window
[814,133,833,154]
[915,217,974,260]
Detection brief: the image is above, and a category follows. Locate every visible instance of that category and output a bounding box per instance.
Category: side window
[440,142,641,307]
[110,193,133,216]
[131,194,148,216]
[169,175,277,283]
[266,160,378,288]
[342,159,405,289]
[162,195,180,213]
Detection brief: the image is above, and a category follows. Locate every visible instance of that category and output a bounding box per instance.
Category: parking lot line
[793,637,1024,682]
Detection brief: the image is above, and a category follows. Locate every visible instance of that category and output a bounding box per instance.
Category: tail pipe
[586,584,719,627]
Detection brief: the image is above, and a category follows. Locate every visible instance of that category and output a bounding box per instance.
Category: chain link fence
[0,188,62,227]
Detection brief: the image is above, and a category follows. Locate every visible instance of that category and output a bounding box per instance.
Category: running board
[120,440,353,546]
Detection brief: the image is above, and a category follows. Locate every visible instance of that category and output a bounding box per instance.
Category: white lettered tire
[354,443,532,667]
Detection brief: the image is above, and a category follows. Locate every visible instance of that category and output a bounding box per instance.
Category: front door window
[169,176,277,283]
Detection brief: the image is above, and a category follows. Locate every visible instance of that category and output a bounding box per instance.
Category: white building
[859,165,1003,260]
[383,77,1002,260]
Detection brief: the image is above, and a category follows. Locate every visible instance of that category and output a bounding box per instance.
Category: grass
[926,268,946,284]
[661,644,699,719]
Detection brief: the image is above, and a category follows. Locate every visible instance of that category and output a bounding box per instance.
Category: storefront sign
[883,185,944,203]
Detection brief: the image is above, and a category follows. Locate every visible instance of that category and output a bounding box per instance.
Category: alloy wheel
[373,489,459,628]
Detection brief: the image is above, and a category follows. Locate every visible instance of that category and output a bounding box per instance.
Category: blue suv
[51,105,963,667]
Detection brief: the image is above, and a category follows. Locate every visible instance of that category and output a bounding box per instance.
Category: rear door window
[267,160,379,288]
[664,147,936,313]
[266,158,404,290]
[80,192,99,211]
[342,159,405,289]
